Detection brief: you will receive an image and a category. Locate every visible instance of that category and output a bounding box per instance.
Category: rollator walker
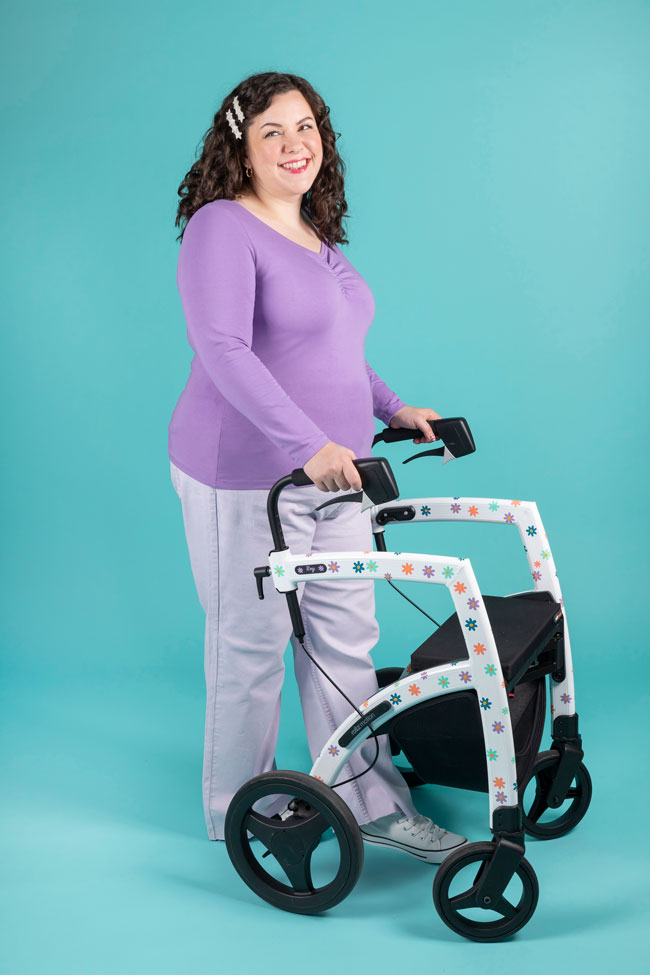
[224,418,591,941]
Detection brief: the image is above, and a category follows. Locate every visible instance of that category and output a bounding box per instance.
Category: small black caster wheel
[224,770,363,915]
[521,749,592,839]
[375,666,425,789]
[433,842,539,941]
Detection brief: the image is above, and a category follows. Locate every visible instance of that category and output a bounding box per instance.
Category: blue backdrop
[2,0,648,971]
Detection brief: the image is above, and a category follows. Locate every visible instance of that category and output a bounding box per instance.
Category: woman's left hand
[388,405,442,444]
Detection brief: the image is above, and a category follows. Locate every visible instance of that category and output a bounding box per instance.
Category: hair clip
[226,95,245,139]
[232,95,245,123]
[226,110,242,139]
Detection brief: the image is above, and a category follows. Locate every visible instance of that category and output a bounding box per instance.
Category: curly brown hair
[175,72,350,248]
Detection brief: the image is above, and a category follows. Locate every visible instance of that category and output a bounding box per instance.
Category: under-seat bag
[386,677,546,792]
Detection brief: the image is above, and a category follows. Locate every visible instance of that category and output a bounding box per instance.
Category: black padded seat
[410,591,562,687]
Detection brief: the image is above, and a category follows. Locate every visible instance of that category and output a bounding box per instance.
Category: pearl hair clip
[225,95,245,139]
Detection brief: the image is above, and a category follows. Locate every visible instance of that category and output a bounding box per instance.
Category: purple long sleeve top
[168,198,406,489]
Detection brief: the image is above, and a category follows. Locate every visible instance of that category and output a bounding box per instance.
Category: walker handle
[290,468,316,487]
[372,416,476,458]
[374,418,440,444]
[290,457,399,505]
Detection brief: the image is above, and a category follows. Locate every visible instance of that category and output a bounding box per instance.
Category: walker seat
[410,590,563,688]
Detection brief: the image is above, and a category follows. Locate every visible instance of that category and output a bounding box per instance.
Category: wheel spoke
[472,859,489,885]
[244,811,279,851]
[538,767,554,789]
[279,849,315,893]
[495,896,517,919]
[449,888,478,911]
[447,857,488,911]
[527,789,549,823]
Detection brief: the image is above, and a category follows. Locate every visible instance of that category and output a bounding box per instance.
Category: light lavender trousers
[169,460,418,841]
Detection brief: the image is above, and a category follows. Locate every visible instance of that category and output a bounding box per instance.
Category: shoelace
[395,813,448,842]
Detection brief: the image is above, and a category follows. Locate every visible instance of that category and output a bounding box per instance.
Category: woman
[169,71,467,863]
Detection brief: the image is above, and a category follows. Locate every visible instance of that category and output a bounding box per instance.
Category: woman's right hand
[303,441,363,493]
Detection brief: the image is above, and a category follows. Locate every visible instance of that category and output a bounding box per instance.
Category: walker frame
[224,423,589,941]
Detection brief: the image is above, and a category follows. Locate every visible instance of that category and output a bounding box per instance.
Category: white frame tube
[370,495,575,720]
[270,549,519,829]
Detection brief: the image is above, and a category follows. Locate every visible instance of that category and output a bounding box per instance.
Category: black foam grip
[291,468,314,486]
[380,419,439,443]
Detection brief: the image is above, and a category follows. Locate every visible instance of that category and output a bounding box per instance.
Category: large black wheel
[521,749,592,840]
[433,841,539,941]
[375,666,425,789]
[224,770,364,915]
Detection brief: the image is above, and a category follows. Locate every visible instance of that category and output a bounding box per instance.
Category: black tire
[433,841,539,941]
[521,749,592,840]
[224,770,364,915]
[375,666,426,789]
[376,666,405,687]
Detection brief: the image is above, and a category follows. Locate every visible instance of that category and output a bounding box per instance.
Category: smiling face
[243,89,323,200]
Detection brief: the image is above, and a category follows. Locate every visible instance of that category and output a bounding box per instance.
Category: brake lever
[403,445,457,465]
[314,489,375,512]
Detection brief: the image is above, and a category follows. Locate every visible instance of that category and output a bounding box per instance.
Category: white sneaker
[360,811,468,863]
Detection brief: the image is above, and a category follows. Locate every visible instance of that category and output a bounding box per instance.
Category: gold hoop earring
[245,166,253,178]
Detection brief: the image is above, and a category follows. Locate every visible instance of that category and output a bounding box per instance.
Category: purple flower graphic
[495,790,508,804]
[504,513,515,524]
[422,565,435,578]
[468,597,480,610]
[459,670,472,684]
[328,561,340,573]
[451,503,461,514]
[492,721,505,734]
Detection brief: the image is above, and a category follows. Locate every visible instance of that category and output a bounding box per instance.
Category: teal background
[2,0,649,970]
